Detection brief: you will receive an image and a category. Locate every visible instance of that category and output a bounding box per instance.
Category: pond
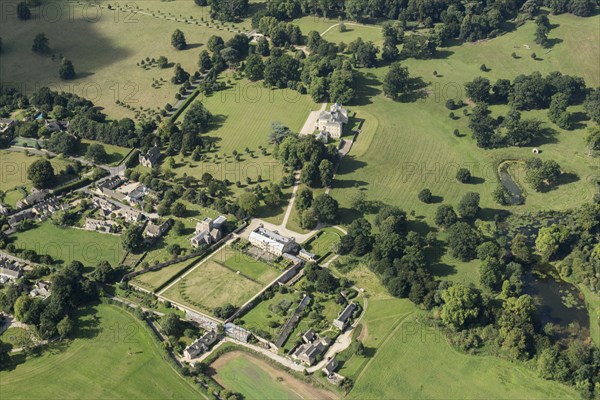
[525,264,590,340]
[498,162,524,205]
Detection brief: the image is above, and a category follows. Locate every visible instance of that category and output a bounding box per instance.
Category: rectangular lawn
[12,221,123,267]
[161,247,264,315]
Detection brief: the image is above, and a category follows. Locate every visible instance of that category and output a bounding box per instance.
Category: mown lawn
[77,140,131,166]
[210,350,337,400]
[170,76,320,198]
[161,247,263,314]
[12,221,123,267]
[220,249,280,285]
[303,227,344,258]
[0,327,31,347]
[0,150,75,207]
[131,257,199,292]
[0,304,201,399]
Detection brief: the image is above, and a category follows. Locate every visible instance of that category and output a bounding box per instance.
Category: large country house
[316,103,348,139]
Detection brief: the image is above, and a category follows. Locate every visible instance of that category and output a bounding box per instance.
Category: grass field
[0,304,202,399]
[293,16,384,47]
[330,267,579,399]
[329,14,599,229]
[12,221,123,267]
[0,150,75,207]
[221,249,280,284]
[77,140,131,166]
[210,351,337,400]
[0,1,237,119]
[161,247,266,314]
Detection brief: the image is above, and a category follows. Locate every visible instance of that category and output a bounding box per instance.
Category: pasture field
[0,150,75,206]
[210,350,338,400]
[347,304,578,399]
[329,14,600,227]
[161,247,265,314]
[11,221,123,267]
[77,139,131,166]
[0,304,202,399]
[0,1,236,119]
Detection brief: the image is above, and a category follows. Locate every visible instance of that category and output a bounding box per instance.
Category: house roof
[142,146,161,163]
[336,302,357,323]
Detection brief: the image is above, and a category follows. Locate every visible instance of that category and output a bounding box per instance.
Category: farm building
[183,331,219,359]
[293,336,331,366]
[333,302,357,330]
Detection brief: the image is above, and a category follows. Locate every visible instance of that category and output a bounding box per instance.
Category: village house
[32,196,66,217]
[190,216,226,248]
[315,103,348,139]
[333,302,357,330]
[322,357,339,377]
[293,336,331,366]
[248,225,299,256]
[16,189,50,209]
[115,207,143,223]
[144,221,169,238]
[183,331,219,359]
[139,146,161,168]
[92,196,119,215]
[0,258,22,283]
[8,210,35,228]
[0,118,16,134]
[43,119,69,132]
[97,175,124,191]
[85,218,118,233]
[124,184,150,207]
[302,328,316,344]
[30,281,51,298]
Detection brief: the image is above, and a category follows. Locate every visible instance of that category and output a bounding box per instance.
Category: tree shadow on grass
[351,73,382,106]
[186,43,204,50]
[545,38,563,48]
[335,156,367,176]
[529,127,559,146]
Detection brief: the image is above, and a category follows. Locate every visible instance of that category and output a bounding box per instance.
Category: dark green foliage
[58,59,75,80]
[26,159,55,189]
[171,29,187,50]
[447,222,479,261]
[435,204,458,228]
